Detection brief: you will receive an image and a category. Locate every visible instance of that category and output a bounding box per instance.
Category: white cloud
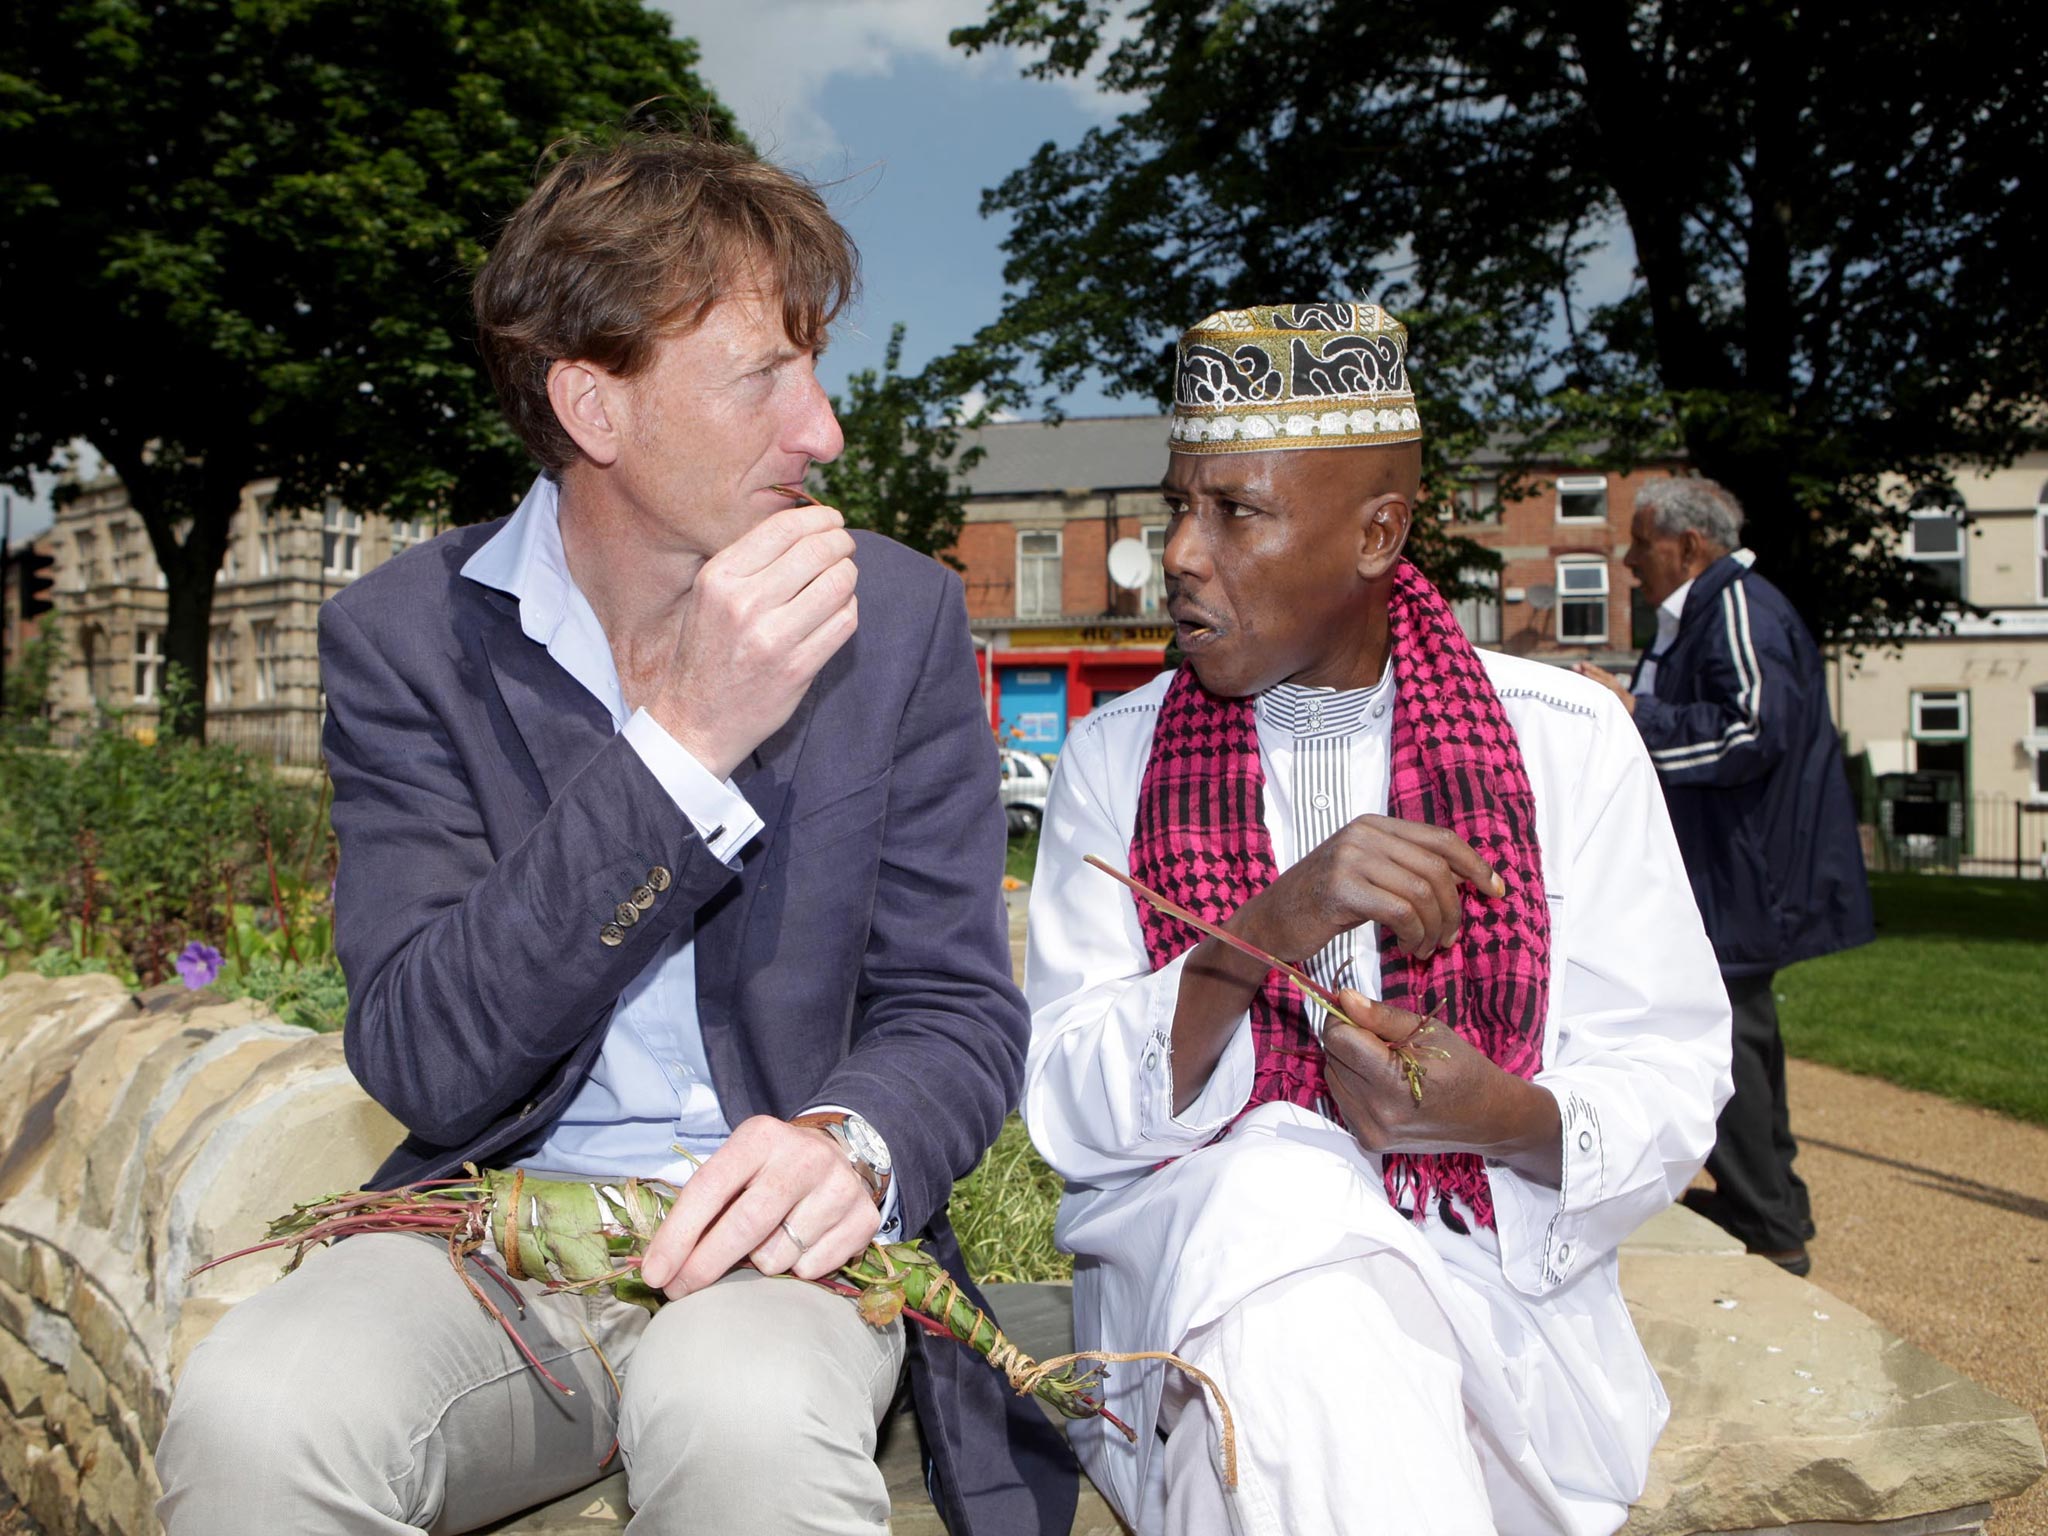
[665,0,1129,166]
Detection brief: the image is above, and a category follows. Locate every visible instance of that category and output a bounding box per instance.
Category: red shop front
[985,623,1173,753]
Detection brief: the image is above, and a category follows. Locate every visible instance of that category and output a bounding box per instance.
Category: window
[220,513,241,583]
[252,620,280,702]
[256,494,279,577]
[1906,507,1965,602]
[1142,525,1168,615]
[132,628,165,704]
[1454,477,1500,526]
[1017,529,1062,619]
[2034,685,2048,737]
[72,532,98,591]
[322,497,362,578]
[1910,689,1969,740]
[109,522,139,585]
[1556,556,1610,643]
[1453,566,1502,645]
[2035,503,2047,604]
[388,516,429,556]
[1555,475,1609,523]
[209,625,236,705]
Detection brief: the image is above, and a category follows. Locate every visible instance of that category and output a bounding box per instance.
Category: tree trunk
[100,440,244,742]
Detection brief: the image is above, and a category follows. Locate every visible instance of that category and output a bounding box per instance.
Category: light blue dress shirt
[461,477,899,1236]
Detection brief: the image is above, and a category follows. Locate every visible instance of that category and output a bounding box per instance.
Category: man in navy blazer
[155,131,1074,1535]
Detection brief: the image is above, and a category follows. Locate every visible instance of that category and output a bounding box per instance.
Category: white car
[999,749,1053,835]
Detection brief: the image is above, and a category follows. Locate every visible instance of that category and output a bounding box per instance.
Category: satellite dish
[1106,537,1151,592]
[1525,583,1557,611]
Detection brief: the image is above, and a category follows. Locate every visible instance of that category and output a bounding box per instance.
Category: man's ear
[546,360,624,468]
[1359,493,1413,579]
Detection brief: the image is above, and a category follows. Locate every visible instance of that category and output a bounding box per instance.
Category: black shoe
[1752,1245,1812,1278]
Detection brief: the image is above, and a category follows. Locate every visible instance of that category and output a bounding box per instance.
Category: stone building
[1828,452,2048,870]
[45,474,433,763]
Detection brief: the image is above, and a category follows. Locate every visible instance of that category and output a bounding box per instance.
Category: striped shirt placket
[1260,680,1386,1121]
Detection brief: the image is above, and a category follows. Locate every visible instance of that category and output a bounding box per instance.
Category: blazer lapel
[479,591,616,804]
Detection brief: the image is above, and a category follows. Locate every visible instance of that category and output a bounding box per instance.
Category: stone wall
[3,970,2043,1536]
[0,972,400,1534]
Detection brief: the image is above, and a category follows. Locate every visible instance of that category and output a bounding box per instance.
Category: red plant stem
[1083,854,1349,1013]
[258,812,302,969]
[768,482,818,507]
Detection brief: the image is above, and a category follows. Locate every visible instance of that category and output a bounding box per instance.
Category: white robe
[1023,654,1733,1536]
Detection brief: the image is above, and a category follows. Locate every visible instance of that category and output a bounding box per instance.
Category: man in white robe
[1023,304,1732,1536]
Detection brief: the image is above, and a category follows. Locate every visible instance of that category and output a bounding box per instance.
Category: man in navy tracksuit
[1579,477,1872,1275]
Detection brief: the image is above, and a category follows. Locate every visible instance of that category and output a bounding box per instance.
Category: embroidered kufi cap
[1168,302,1421,454]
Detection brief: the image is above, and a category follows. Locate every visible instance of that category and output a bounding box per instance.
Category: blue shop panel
[999,666,1068,752]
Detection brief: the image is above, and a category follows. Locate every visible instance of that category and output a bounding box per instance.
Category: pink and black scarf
[1128,561,1550,1229]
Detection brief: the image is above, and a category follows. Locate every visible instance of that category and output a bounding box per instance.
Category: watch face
[844,1115,891,1173]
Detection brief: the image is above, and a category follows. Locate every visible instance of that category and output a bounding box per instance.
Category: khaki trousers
[154,1232,905,1534]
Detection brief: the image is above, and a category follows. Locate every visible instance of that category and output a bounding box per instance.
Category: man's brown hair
[474,130,859,473]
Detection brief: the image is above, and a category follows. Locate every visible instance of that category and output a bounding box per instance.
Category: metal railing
[1868,790,2048,879]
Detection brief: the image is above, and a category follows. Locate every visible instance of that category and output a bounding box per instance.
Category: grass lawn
[1004,826,1041,886]
[1777,873,2048,1125]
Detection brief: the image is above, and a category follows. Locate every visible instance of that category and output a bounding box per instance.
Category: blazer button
[600,922,625,947]
[631,883,657,910]
[614,901,641,928]
[647,865,672,893]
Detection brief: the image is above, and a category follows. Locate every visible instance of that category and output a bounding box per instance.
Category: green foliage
[0,0,737,728]
[0,721,326,987]
[948,0,2048,639]
[224,954,350,1033]
[1779,874,2048,1125]
[1,631,63,742]
[950,1114,1071,1283]
[818,325,1012,565]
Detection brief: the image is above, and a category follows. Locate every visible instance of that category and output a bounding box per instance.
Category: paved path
[1783,1057,2048,1536]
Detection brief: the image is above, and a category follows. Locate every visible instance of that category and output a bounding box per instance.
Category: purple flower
[174,941,224,991]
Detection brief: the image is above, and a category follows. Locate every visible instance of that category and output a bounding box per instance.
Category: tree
[816,325,1007,565]
[951,1,2048,640]
[0,0,734,736]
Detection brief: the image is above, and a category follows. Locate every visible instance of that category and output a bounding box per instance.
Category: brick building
[946,414,1669,750]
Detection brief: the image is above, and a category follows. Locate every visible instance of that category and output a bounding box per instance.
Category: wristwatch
[793,1110,893,1208]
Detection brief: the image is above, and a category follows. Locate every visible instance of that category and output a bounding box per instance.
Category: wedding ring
[778,1218,811,1254]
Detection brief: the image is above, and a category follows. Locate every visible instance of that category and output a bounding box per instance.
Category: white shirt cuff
[1487,1082,1599,1295]
[1137,950,1256,1142]
[622,709,762,864]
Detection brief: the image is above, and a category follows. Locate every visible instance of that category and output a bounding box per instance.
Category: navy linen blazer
[318,519,1076,1536]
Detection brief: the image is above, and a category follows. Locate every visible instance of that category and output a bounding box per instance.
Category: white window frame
[2034,504,2047,605]
[1909,689,1969,741]
[252,620,280,703]
[132,628,165,704]
[1141,524,1168,615]
[1906,507,1965,602]
[1455,477,1501,526]
[1555,474,1609,524]
[323,497,363,578]
[1555,555,1610,644]
[1017,528,1062,620]
[256,494,279,577]
[209,625,236,705]
[388,516,429,557]
[1453,566,1502,645]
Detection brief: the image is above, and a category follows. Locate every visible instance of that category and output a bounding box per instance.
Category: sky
[675,0,1133,409]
